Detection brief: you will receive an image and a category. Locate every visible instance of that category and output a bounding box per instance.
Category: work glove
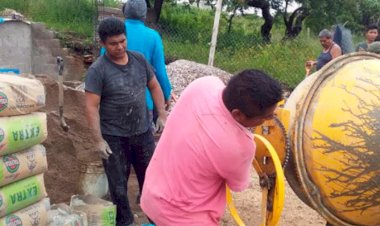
[154,115,167,134]
[97,140,113,159]
[165,99,171,111]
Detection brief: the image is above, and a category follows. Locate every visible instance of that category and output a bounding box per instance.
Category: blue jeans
[102,130,155,226]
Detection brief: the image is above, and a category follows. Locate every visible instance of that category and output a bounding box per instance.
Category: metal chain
[267,116,291,179]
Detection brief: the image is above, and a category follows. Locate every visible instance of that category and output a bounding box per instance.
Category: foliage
[0,0,30,13]
[102,0,121,7]
[357,0,380,27]
[159,5,320,88]
[181,0,380,39]
[295,0,380,33]
[159,4,215,43]
[0,0,96,36]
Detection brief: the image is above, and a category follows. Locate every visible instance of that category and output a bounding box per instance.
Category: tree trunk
[246,0,273,42]
[145,0,151,9]
[284,7,309,39]
[227,7,238,33]
[146,0,164,23]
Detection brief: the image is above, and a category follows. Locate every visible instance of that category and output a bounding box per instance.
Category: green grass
[102,0,121,7]
[163,37,210,64]
[0,0,29,13]
[164,34,321,88]
[217,38,321,87]
[0,0,96,37]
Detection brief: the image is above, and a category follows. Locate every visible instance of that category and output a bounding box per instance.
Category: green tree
[302,0,380,33]
[158,0,380,41]
[358,0,380,27]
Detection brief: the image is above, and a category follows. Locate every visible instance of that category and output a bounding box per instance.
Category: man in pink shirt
[141,69,283,225]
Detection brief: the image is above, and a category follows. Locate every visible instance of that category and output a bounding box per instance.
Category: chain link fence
[94,3,322,88]
[150,19,320,88]
[0,0,321,88]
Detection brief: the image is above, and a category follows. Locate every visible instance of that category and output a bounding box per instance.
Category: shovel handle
[57,57,69,132]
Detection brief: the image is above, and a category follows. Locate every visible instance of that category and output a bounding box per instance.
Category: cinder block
[32,28,54,40]
[32,55,56,65]
[31,23,47,38]
[48,39,61,49]
[32,63,57,76]
[33,46,51,56]
[50,47,63,57]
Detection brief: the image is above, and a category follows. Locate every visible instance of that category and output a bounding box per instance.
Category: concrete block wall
[31,22,62,77]
[0,19,85,80]
[0,20,33,73]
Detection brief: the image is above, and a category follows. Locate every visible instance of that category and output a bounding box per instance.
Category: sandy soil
[129,171,326,226]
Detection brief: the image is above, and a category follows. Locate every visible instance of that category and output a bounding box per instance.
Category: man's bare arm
[148,76,166,117]
[148,76,167,132]
[331,45,342,59]
[85,91,103,143]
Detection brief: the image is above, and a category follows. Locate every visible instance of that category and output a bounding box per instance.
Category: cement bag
[48,203,88,226]
[0,74,45,117]
[0,112,47,155]
[0,145,48,187]
[0,174,47,217]
[0,198,50,226]
[70,194,116,226]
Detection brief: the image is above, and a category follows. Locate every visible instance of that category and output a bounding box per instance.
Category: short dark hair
[366,24,378,32]
[98,17,126,42]
[223,69,283,117]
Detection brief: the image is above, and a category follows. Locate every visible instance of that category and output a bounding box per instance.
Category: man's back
[126,20,159,63]
[141,76,255,225]
[126,19,171,110]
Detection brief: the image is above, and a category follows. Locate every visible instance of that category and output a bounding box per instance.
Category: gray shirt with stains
[85,51,154,137]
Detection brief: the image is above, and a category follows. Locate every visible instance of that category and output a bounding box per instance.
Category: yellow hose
[226,134,285,226]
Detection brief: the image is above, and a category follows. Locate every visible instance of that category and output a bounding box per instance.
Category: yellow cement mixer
[228,52,380,226]
[282,52,380,226]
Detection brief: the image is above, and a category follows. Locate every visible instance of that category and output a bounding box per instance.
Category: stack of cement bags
[0,73,50,225]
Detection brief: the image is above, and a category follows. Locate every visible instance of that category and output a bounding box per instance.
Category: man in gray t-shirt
[86,50,154,137]
[85,18,166,226]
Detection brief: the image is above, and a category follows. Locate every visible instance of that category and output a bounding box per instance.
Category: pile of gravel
[166,60,232,97]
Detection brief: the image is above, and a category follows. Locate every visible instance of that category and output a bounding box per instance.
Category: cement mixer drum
[284,52,380,226]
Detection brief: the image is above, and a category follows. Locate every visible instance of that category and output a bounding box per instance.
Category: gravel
[167,59,232,98]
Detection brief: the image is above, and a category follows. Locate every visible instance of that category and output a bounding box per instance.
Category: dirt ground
[221,172,326,226]
[129,170,326,226]
[37,75,98,204]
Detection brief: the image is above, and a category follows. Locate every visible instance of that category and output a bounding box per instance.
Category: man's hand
[305,60,316,68]
[96,140,113,159]
[154,112,167,134]
[165,99,171,111]
[305,60,316,77]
